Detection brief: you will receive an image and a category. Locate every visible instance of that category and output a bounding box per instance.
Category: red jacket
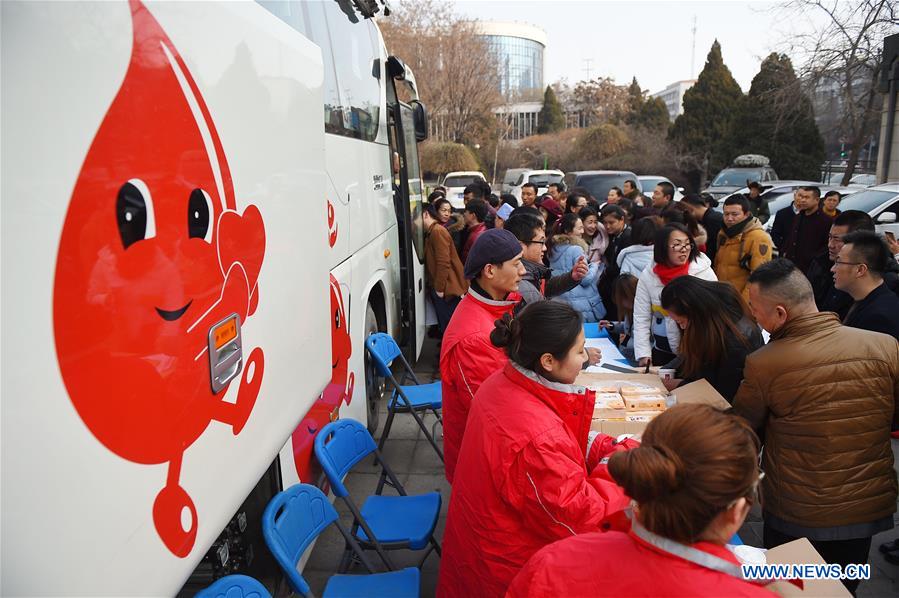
[439,288,518,483]
[436,362,633,598]
[508,522,775,598]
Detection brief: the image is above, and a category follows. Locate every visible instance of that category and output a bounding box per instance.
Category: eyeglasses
[727,470,766,510]
[527,239,547,245]
[833,259,864,267]
[669,242,692,251]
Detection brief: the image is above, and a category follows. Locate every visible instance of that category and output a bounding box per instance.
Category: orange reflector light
[213,316,238,350]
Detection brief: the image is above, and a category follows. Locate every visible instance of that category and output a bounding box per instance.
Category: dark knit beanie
[463,228,522,280]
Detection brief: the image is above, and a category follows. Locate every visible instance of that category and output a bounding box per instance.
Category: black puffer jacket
[733,312,899,529]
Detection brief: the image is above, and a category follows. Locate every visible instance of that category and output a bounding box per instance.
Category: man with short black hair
[733,259,899,595]
[547,182,564,201]
[463,182,486,207]
[440,229,526,483]
[622,179,640,200]
[461,199,489,262]
[805,210,876,320]
[652,182,674,211]
[745,181,770,223]
[520,182,538,208]
[781,186,831,274]
[833,231,899,340]
[713,194,773,301]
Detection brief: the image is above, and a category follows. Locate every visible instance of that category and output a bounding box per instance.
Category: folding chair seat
[196,574,270,598]
[314,418,442,570]
[262,483,420,598]
[364,332,443,461]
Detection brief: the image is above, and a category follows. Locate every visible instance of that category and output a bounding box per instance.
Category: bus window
[401,105,425,263]
[257,1,344,135]
[322,1,380,141]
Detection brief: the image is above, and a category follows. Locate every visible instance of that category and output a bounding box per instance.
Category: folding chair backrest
[195,574,271,598]
[364,332,403,378]
[262,484,339,596]
[314,419,377,498]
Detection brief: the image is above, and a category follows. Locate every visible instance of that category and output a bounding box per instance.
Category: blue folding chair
[314,419,441,572]
[262,483,420,598]
[196,575,271,598]
[364,332,443,461]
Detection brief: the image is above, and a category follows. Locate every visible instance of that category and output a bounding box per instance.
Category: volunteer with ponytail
[508,404,775,598]
[633,223,717,367]
[437,301,636,598]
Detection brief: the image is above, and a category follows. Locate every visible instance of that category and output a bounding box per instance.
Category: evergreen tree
[727,53,825,180]
[537,86,565,134]
[633,97,671,131]
[626,76,644,115]
[669,40,744,178]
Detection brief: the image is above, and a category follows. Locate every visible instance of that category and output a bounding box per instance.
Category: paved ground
[305,336,899,597]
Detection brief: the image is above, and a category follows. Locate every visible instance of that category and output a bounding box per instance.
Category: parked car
[849,173,877,187]
[704,155,779,200]
[441,171,486,209]
[637,175,683,202]
[835,184,899,239]
[563,170,642,203]
[501,169,565,201]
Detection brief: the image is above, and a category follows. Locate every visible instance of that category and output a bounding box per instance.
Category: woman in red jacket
[437,301,635,598]
[507,403,774,598]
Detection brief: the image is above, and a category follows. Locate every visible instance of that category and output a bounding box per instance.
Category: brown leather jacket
[425,221,468,298]
[733,312,899,528]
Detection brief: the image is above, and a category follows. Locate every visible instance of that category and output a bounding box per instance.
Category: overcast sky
[455,0,818,94]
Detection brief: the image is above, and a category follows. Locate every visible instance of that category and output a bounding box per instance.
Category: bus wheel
[364,303,384,434]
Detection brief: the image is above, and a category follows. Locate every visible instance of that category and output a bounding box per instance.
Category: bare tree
[783,0,897,184]
[378,0,502,144]
[571,77,632,127]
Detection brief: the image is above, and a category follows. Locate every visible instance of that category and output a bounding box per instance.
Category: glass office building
[476,22,547,99]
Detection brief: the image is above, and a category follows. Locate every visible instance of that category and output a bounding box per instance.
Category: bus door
[386,98,426,361]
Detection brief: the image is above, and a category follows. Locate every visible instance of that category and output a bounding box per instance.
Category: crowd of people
[419,178,899,597]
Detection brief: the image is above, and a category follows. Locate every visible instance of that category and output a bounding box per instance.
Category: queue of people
[419,179,899,597]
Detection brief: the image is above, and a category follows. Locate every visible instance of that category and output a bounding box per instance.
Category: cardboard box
[578,373,730,435]
[765,538,851,597]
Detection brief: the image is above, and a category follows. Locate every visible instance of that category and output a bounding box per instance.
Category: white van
[502,169,565,201]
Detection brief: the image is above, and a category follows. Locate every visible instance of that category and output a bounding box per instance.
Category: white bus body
[1,0,427,594]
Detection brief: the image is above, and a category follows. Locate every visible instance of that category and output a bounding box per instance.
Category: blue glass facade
[483,35,544,97]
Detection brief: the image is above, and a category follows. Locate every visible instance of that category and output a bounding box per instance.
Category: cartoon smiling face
[290,274,353,481]
[53,0,266,469]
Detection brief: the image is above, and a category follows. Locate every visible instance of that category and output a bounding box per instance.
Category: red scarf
[653,261,690,285]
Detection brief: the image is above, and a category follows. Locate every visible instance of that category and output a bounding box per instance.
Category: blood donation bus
[1,0,428,593]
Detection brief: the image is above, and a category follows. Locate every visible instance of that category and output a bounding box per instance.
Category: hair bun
[490,313,516,348]
[609,444,684,504]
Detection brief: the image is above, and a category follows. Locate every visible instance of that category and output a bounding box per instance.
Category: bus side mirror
[411,100,428,142]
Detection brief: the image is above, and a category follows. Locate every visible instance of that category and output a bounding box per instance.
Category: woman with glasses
[633,223,717,367]
[660,276,764,402]
[509,404,772,598]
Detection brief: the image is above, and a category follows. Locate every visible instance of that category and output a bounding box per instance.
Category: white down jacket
[633,253,717,361]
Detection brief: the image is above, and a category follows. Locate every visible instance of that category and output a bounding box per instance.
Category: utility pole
[582,58,593,82]
[690,15,697,79]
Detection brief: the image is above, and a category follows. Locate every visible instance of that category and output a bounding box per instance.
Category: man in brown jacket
[424,205,468,333]
[733,259,899,594]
